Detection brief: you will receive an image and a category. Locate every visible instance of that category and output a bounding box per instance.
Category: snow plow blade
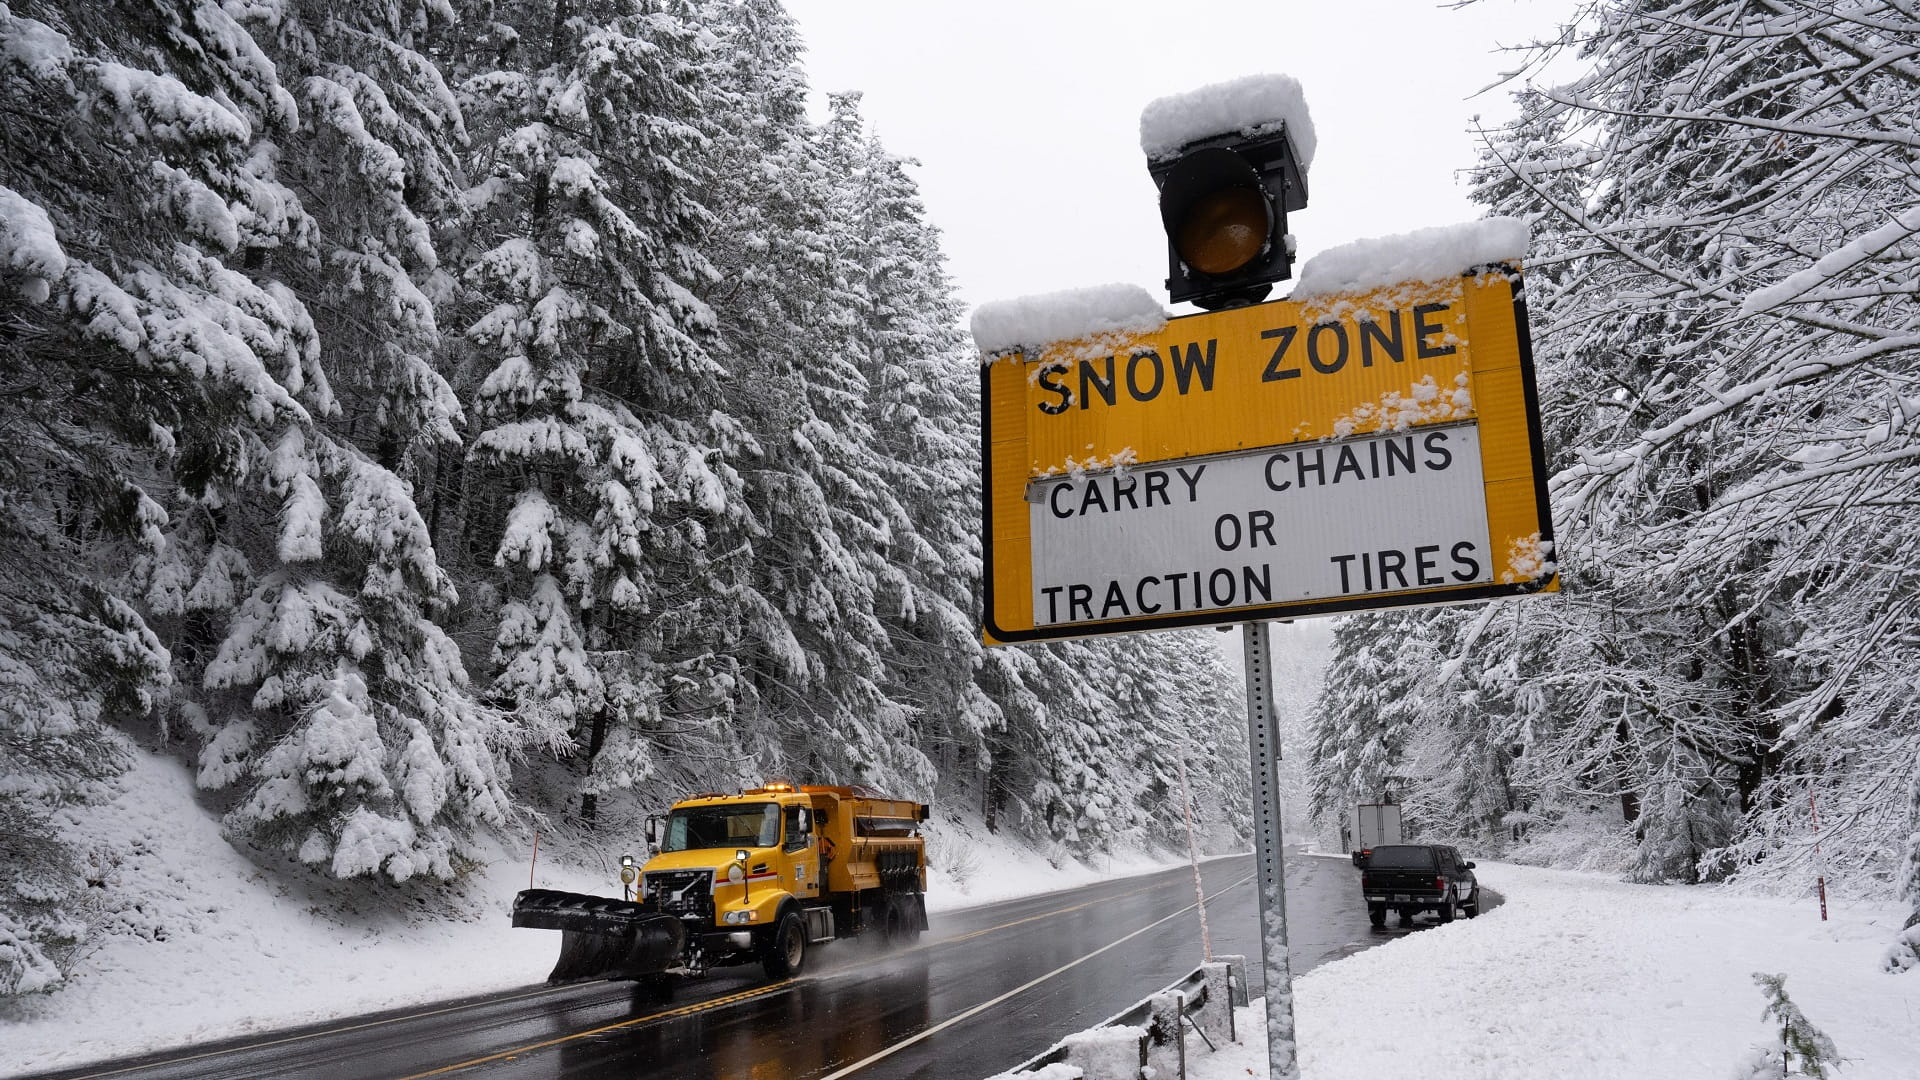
[512,889,686,984]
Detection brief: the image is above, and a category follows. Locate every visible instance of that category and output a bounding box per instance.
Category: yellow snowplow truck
[513,783,929,984]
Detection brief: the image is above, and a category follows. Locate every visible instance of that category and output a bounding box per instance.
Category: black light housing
[1148,127,1308,310]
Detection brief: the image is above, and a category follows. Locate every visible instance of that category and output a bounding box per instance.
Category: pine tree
[0,0,318,985]
[448,0,743,823]
[1309,611,1429,826]
[110,0,522,882]
[1741,973,1842,1079]
[1319,0,1920,911]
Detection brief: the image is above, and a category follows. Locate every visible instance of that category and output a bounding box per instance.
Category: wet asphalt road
[28,849,1454,1080]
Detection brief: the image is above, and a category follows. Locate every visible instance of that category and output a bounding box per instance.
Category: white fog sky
[780,0,1579,316]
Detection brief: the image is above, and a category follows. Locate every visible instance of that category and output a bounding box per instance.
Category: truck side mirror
[1465,861,1476,869]
[645,815,662,852]
[795,808,810,834]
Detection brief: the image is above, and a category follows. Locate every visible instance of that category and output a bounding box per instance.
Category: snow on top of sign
[1290,217,1529,300]
[969,283,1167,356]
[1138,73,1315,167]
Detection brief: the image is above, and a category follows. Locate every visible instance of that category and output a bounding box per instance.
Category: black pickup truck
[1358,844,1479,928]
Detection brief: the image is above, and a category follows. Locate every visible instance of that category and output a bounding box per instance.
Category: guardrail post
[1062,1025,1148,1080]
[1215,954,1249,1008]
[1197,961,1235,1044]
[1145,991,1185,1079]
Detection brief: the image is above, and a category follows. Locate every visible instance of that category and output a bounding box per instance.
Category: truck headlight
[723,910,756,925]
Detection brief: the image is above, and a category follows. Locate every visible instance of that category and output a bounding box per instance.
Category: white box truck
[1350,803,1403,866]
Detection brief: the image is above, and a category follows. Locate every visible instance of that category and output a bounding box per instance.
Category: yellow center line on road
[395,982,798,1079]
[401,863,1252,1078]
[56,984,584,1080]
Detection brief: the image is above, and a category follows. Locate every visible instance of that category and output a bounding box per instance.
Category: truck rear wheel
[1438,890,1457,924]
[762,911,807,979]
[1368,903,1386,929]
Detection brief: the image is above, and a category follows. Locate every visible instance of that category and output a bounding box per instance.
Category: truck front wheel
[761,911,807,979]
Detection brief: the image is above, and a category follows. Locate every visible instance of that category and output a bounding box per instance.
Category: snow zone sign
[979,266,1557,644]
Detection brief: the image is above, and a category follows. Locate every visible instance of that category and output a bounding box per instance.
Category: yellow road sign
[981,266,1556,643]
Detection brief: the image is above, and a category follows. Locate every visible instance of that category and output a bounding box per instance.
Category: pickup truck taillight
[1435,876,1447,892]
[1360,871,1370,889]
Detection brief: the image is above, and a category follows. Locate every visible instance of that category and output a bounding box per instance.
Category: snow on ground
[925,828,1187,913]
[13,756,1918,1080]
[0,749,1197,1077]
[1186,855,1920,1080]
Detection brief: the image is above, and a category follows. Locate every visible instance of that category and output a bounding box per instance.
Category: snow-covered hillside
[1195,856,1920,1080]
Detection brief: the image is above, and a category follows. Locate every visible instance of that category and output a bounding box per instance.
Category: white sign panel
[1029,425,1493,626]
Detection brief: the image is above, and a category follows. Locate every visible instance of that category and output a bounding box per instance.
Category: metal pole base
[1242,620,1300,1079]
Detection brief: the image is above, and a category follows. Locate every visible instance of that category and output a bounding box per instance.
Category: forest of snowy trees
[0,0,1252,994]
[1310,0,1920,932]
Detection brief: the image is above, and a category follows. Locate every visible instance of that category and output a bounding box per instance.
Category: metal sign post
[1241,620,1300,1079]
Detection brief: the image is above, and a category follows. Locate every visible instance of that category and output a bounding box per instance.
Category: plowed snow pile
[1190,856,1919,1080]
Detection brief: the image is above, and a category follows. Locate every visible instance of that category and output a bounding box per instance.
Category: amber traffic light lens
[1175,186,1268,275]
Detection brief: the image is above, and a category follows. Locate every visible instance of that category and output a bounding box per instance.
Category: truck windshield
[662,803,780,852]
[1367,846,1435,869]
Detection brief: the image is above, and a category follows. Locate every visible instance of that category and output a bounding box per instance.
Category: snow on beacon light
[1139,74,1313,311]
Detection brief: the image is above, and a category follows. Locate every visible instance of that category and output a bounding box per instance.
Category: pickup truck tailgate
[1362,867,1443,899]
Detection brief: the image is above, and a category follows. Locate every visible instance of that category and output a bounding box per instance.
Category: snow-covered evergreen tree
[1318,0,1920,921]
[1309,611,1430,825]
[0,0,520,889]
[448,0,743,822]
[0,0,304,986]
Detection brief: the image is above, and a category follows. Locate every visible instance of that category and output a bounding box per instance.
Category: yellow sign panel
[981,266,1556,643]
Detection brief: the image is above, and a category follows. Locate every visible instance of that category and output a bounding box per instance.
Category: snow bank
[1138,73,1316,168]
[923,829,1202,913]
[1291,217,1528,300]
[0,753,609,1075]
[969,283,1166,356]
[1186,859,1920,1080]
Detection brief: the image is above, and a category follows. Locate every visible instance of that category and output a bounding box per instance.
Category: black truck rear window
[1366,846,1435,869]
